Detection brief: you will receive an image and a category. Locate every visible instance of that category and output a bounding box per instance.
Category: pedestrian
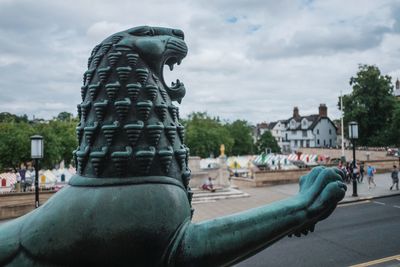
[359,163,365,183]
[353,163,359,183]
[345,162,351,184]
[367,165,376,189]
[390,165,399,190]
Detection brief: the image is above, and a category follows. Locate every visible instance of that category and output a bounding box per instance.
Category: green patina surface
[0,26,346,267]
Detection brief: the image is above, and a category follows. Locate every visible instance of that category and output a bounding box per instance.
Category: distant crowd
[338,161,399,190]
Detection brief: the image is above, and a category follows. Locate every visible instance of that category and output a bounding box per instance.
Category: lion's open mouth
[162,56,183,91]
[160,38,187,102]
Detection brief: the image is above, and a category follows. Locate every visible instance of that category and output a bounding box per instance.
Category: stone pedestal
[188,156,209,188]
[217,155,230,188]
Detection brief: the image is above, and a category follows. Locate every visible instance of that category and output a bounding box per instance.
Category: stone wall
[232,168,310,187]
[298,148,393,161]
[232,159,397,188]
[0,191,55,220]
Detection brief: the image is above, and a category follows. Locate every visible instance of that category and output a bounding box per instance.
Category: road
[236,195,400,267]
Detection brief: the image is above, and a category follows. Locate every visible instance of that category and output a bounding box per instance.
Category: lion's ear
[127,26,154,36]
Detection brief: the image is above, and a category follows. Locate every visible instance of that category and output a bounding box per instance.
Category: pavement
[192,172,400,222]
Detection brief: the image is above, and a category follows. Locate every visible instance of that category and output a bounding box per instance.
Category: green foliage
[340,64,396,146]
[0,112,78,172]
[0,122,33,171]
[184,112,234,158]
[255,131,281,154]
[389,102,400,147]
[0,112,28,123]
[32,120,78,169]
[224,120,254,155]
[56,111,74,121]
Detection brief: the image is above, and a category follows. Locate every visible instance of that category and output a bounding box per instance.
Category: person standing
[353,164,359,183]
[367,165,376,189]
[345,162,351,184]
[359,163,365,183]
[390,165,399,190]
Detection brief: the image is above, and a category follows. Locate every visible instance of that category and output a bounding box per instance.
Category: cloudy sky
[1,0,399,124]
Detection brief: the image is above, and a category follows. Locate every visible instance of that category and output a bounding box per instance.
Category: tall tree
[48,120,78,166]
[340,64,395,146]
[224,120,254,155]
[0,112,78,171]
[389,102,400,147]
[56,111,74,121]
[0,122,33,171]
[255,131,281,154]
[0,112,28,123]
[184,112,234,158]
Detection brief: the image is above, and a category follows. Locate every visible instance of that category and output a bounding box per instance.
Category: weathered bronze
[0,26,346,266]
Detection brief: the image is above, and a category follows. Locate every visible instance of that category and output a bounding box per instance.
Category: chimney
[293,107,300,119]
[319,103,327,117]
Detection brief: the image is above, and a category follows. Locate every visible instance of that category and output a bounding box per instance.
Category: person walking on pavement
[390,165,399,190]
[367,164,377,189]
[345,162,351,184]
[353,163,359,183]
[359,163,365,183]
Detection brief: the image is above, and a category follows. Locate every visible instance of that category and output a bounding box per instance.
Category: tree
[224,120,254,155]
[0,112,78,171]
[255,131,281,154]
[56,111,74,121]
[0,122,33,172]
[340,64,395,146]
[0,112,28,123]
[389,102,400,147]
[184,112,234,158]
[48,120,78,166]
[32,120,77,169]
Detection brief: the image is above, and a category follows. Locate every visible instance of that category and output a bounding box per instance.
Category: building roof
[287,114,336,131]
[267,122,277,130]
[268,119,289,130]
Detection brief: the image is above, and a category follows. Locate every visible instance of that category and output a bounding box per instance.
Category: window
[300,140,304,147]
[302,130,307,137]
[295,140,298,145]
[329,139,332,146]
[306,140,310,147]
[317,139,320,145]
[329,129,332,135]
[317,129,320,134]
[291,120,296,129]
[323,140,326,146]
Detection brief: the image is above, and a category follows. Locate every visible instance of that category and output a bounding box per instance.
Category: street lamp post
[348,122,358,197]
[31,135,43,208]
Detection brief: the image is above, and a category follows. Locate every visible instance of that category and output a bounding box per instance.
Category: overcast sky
[1,0,399,124]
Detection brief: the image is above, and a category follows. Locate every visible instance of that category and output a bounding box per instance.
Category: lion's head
[74,26,191,192]
[105,26,188,103]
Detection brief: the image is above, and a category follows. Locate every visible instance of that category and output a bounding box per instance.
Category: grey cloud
[248,23,392,60]
[0,0,399,124]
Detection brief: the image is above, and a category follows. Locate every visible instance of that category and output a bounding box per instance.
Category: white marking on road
[349,254,400,267]
[372,201,386,205]
[393,205,400,209]
[339,200,370,207]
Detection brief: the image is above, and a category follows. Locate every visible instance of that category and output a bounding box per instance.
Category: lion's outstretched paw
[290,167,347,237]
